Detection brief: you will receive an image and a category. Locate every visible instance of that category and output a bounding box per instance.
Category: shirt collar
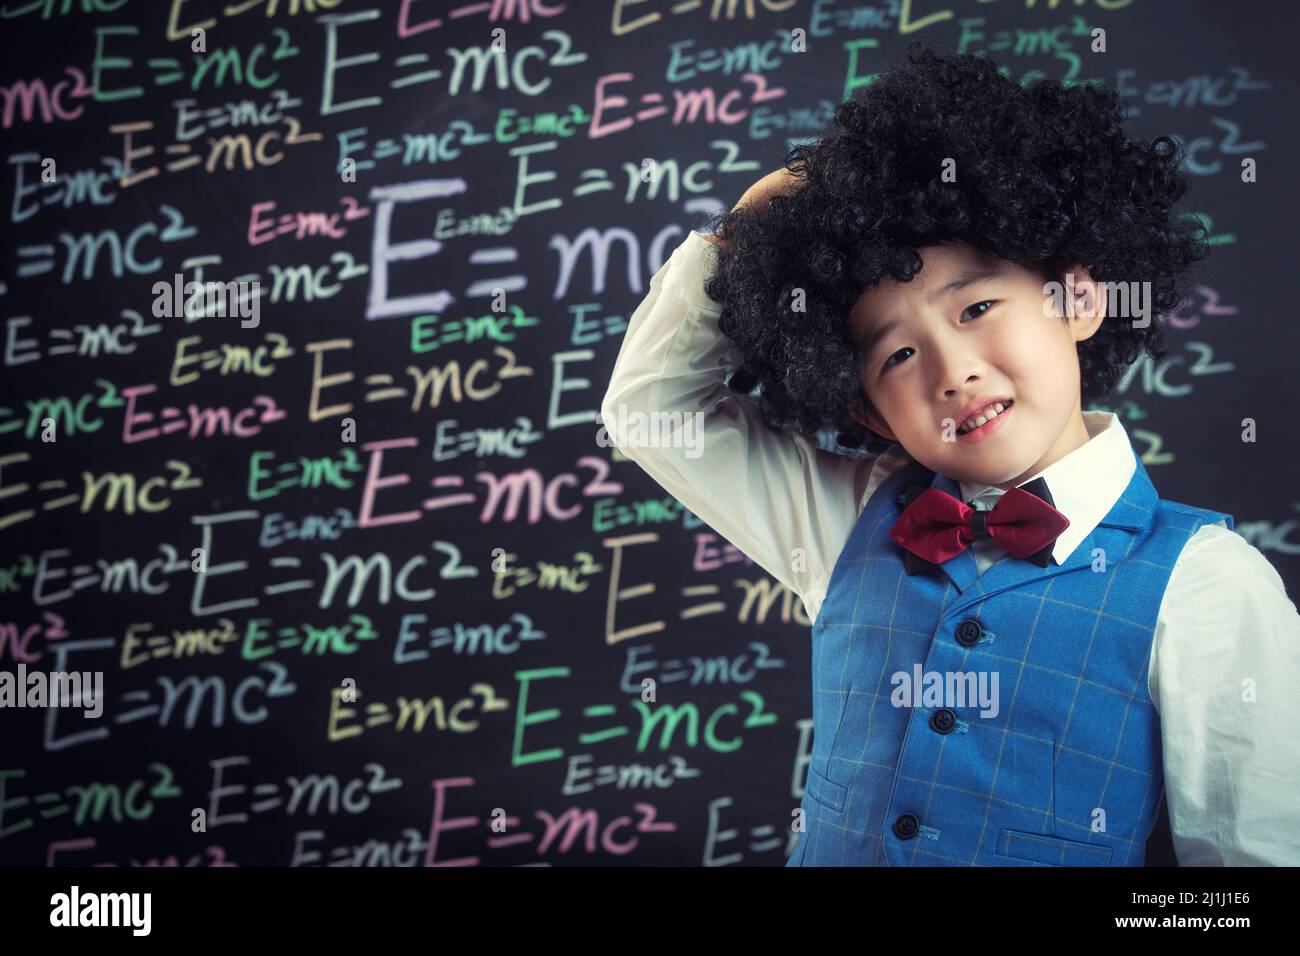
[956,410,1135,564]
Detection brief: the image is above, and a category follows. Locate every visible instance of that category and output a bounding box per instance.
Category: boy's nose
[929,337,984,389]
[938,371,987,408]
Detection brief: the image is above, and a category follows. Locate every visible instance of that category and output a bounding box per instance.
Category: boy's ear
[1056,264,1107,341]
[850,393,897,442]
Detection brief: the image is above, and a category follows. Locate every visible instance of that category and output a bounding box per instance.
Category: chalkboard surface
[2,0,1296,868]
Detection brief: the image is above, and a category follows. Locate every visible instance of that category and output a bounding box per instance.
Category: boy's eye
[963,300,996,321]
[881,347,913,371]
[878,301,997,373]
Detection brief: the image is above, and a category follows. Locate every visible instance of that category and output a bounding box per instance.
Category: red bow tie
[890,479,1069,571]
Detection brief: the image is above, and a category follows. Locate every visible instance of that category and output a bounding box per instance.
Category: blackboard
[2,0,1296,868]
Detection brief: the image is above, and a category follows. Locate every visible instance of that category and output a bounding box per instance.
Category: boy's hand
[704,166,805,246]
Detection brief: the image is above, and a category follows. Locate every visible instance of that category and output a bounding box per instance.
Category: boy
[601,44,1300,865]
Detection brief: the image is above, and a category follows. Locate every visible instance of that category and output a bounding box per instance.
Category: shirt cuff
[662,230,723,314]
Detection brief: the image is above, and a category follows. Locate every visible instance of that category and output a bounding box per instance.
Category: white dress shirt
[602,229,1300,866]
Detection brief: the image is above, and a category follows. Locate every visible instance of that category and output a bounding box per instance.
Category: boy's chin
[914,446,1037,488]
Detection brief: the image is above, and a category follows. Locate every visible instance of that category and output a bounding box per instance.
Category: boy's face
[847,242,1107,490]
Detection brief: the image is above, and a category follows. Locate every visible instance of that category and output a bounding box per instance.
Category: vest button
[892,814,919,839]
[955,619,983,646]
[929,708,956,734]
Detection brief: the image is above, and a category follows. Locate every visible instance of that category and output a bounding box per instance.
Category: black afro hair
[702,42,1210,456]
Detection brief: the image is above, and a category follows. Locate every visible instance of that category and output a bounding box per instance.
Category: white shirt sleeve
[600,230,889,622]
[1150,522,1300,865]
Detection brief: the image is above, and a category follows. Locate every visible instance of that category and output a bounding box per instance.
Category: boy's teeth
[960,401,1007,433]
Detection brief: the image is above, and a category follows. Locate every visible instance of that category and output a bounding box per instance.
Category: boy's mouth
[956,399,1014,440]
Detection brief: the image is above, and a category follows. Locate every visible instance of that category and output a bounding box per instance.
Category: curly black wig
[702,42,1210,456]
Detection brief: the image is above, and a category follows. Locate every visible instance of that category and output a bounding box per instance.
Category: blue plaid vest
[788,454,1233,866]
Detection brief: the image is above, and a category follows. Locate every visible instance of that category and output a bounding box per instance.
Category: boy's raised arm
[600,228,886,620]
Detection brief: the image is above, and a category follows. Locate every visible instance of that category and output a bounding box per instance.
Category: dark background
[2,0,1296,867]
